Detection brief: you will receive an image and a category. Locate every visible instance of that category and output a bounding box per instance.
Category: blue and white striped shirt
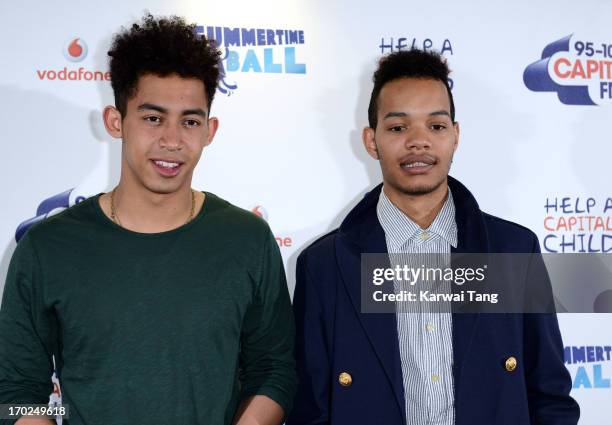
[377,187,457,425]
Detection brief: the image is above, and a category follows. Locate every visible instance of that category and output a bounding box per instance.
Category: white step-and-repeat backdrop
[1,0,610,422]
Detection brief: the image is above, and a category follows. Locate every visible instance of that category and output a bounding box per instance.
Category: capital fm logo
[524,34,612,105]
[63,37,88,62]
[15,189,86,242]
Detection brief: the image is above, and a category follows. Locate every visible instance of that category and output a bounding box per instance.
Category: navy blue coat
[287,177,579,425]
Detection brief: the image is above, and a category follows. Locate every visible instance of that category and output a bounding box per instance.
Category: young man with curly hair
[0,15,295,425]
[288,50,579,425]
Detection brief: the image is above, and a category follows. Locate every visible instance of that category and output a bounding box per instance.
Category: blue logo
[378,36,453,56]
[565,345,611,389]
[524,34,612,105]
[15,189,86,242]
[196,26,307,96]
[376,36,455,89]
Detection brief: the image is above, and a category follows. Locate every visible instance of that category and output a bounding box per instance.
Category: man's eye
[144,116,161,124]
[184,119,201,128]
[431,124,447,131]
[389,125,405,132]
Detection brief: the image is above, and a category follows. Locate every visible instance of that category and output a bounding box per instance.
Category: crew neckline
[91,191,212,238]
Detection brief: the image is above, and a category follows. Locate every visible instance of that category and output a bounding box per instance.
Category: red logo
[251,205,269,221]
[63,37,88,62]
[250,205,293,248]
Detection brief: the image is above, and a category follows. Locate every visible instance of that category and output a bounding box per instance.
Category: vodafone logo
[250,205,293,248]
[36,36,109,82]
[63,37,88,62]
[251,205,269,221]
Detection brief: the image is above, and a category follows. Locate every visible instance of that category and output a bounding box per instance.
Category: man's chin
[400,186,437,196]
[393,177,447,196]
[143,181,188,196]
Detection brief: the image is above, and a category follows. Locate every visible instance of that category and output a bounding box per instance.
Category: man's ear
[452,121,460,152]
[204,116,219,147]
[103,106,122,139]
[362,127,379,160]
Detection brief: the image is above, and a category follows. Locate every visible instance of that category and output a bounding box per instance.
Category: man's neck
[101,179,200,233]
[383,181,449,229]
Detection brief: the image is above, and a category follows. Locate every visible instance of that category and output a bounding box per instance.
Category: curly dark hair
[367,49,455,129]
[108,14,221,117]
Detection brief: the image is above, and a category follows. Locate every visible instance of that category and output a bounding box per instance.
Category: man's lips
[399,155,437,175]
[150,159,184,177]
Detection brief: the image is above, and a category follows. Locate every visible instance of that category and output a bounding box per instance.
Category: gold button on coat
[505,356,517,372]
[338,372,352,387]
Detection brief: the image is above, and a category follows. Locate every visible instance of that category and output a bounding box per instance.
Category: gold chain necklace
[110,188,196,227]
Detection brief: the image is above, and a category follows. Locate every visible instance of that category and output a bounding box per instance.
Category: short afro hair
[367,49,455,129]
[108,14,221,117]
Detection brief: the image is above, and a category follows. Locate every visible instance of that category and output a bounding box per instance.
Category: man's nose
[159,122,182,151]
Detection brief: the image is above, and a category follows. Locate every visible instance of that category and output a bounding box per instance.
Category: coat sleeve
[524,234,580,425]
[286,249,333,425]
[0,233,56,423]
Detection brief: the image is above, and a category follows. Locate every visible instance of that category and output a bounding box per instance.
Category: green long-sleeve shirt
[0,192,296,424]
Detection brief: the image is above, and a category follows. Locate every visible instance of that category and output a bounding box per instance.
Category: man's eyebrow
[182,108,206,117]
[137,103,167,113]
[383,111,407,120]
[383,110,451,119]
[136,103,207,117]
[429,110,451,117]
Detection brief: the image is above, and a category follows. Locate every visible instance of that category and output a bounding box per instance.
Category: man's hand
[233,395,284,425]
[15,417,55,425]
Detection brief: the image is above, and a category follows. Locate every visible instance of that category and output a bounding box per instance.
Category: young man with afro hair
[0,14,296,425]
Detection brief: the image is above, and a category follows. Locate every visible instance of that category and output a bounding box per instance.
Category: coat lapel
[448,177,489,407]
[335,186,406,424]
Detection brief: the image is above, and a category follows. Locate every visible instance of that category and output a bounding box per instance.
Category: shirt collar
[376,186,458,250]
